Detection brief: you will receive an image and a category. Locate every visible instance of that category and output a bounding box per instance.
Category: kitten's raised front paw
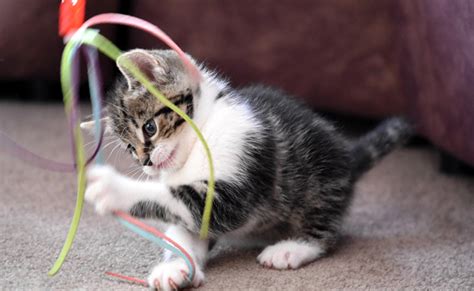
[148,259,204,291]
[84,165,129,215]
[257,240,324,270]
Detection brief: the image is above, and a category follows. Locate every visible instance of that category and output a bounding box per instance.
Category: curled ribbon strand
[48,14,216,287]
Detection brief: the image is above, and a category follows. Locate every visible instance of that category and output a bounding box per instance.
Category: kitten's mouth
[153,147,177,170]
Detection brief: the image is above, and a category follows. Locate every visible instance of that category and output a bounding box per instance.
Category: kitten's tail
[350,117,414,180]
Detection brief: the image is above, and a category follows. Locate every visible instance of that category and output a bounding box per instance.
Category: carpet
[1,102,473,290]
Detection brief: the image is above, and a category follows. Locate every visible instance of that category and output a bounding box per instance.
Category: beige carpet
[1,102,473,290]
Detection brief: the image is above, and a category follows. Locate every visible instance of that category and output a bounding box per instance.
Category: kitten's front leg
[85,165,198,231]
[148,225,207,290]
[85,165,175,216]
[84,165,140,215]
[85,165,208,289]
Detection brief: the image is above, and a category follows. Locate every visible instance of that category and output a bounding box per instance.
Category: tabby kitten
[82,49,413,290]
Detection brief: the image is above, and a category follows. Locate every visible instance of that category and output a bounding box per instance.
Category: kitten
[82,49,413,290]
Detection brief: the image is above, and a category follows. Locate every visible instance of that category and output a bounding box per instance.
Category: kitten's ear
[116,49,165,90]
[80,117,112,134]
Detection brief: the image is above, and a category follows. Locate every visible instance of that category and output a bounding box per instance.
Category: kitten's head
[84,49,205,176]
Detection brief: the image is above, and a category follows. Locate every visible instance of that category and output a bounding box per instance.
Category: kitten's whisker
[83,139,98,148]
[113,146,124,165]
[126,167,142,177]
[137,172,146,182]
[101,140,120,151]
[131,169,143,180]
[125,165,141,174]
[106,142,123,163]
[83,135,114,150]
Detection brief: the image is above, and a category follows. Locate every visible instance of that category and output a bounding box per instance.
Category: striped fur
[83,49,414,290]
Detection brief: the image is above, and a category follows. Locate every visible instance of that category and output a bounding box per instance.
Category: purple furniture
[0,0,473,166]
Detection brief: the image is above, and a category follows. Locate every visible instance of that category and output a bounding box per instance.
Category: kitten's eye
[143,119,157,137]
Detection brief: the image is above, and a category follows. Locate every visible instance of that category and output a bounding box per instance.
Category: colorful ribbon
[48,30,198,285]
[75,13,215,239]
[48,14,218,286]
[0,13,213,287]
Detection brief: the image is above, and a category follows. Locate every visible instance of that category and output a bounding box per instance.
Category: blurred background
[1,1,473,289]
[0,0,473,170]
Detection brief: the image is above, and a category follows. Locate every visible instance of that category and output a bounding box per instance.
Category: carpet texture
[1,102,473,290]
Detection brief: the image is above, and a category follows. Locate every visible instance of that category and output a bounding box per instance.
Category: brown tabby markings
[109,88,194,165]
[155,94,191,139]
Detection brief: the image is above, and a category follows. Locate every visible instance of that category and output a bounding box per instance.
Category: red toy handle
[59,0,86,37]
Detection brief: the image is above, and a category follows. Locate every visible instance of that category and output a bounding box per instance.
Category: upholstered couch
[0,0,472,166]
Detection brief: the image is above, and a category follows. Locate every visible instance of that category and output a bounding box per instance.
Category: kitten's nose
[142,157,153,166]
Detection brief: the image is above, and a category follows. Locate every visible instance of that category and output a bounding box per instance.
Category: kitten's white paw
[84,165,129,215]
[257,240,324,270]
[148,259,204,291]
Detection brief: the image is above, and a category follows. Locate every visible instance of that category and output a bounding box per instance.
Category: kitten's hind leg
[257,238,326,269]
[148,225,207,290]
[257,196,346,269]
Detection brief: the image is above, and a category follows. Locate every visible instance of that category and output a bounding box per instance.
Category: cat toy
[0,1,216,288]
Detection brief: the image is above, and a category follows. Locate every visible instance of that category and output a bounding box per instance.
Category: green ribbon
[49,29,215,276]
